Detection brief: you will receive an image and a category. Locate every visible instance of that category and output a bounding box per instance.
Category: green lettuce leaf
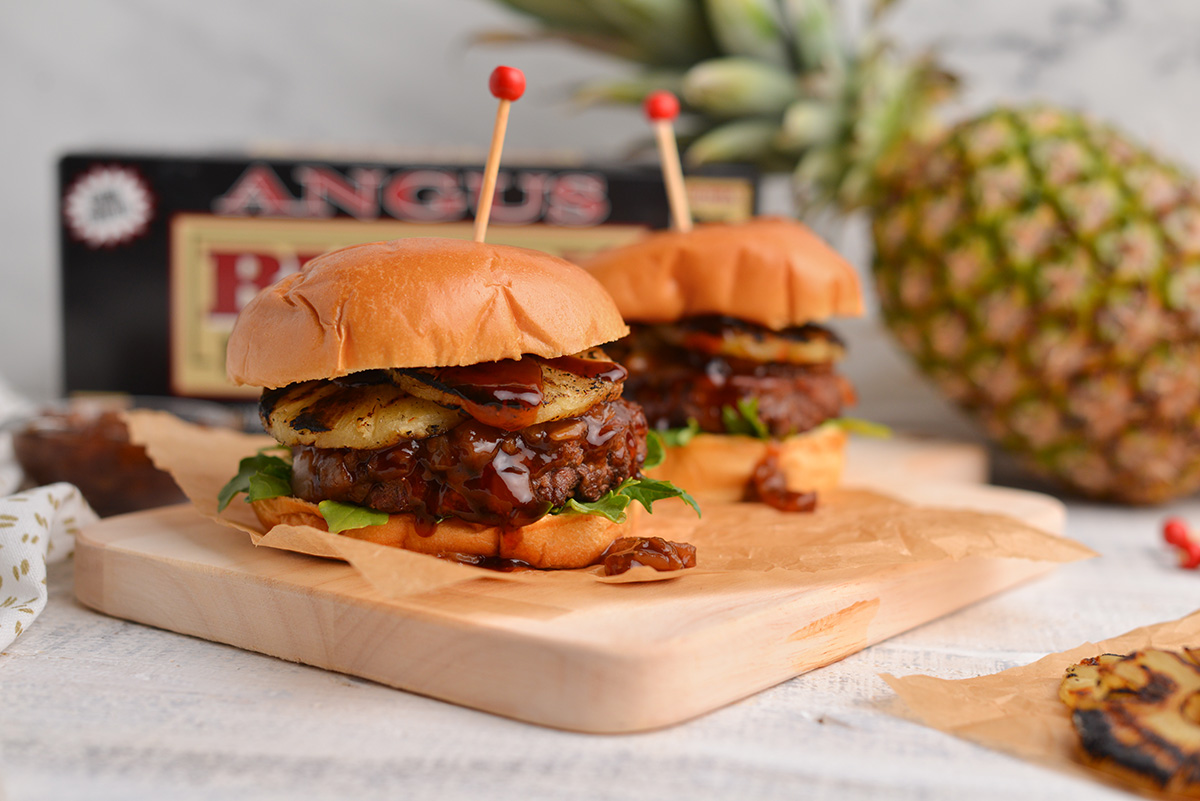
[721,397,770,439]
[644,430,666,469]
[217,451,293,511]
[317,500,390,533]
[216,448,396,534]
[552,476,701,524]
[556,493,633,524]
[619,476,701,517]
[247,470,293,502]
[659,418,702,447]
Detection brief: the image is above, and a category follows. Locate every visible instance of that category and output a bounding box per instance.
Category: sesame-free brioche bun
[250,494,637,569]
[226,237,630,388]
[646,425,847,504]
[584,217,864,330]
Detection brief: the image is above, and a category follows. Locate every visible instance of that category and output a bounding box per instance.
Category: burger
[218,237,698,571]
[584,217,866,509]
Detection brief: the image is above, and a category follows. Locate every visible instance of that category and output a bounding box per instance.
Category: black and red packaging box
[59,153,758,401]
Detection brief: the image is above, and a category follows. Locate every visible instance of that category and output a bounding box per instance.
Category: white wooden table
[4,320,1198,801]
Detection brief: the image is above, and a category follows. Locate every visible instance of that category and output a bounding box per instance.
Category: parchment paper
[883,608,1200,800]
[126,410,1094,600]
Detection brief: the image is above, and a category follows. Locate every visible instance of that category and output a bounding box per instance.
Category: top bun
[584,217,864,330]
[226,238,629,388]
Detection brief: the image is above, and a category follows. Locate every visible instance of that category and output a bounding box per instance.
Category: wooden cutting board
[74,432,1065,733]
[846,433,988,488]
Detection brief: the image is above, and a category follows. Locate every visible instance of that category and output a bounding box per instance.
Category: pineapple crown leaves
[486,0,957,213]
[785,43,957,213]
[489,0,719,67]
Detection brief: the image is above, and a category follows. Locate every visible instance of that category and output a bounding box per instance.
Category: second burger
[585,216,865,509]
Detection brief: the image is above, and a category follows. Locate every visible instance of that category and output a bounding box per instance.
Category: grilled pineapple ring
[659,323,845,365]
[262,351,624,449]
[1060,648,1200,794]
[262,379,467,449]
[393,350,623,426]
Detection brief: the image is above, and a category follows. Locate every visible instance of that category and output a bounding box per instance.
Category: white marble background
[3,0,1200,401]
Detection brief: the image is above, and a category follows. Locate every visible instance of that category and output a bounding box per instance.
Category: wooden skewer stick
[644,90,693,233]
[474,66,526,243]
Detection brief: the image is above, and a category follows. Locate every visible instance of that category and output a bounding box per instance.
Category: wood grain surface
[72,471,1066,733]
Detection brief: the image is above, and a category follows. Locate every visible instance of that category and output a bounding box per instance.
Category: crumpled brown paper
[883,608,1200,800]
[126,410,1094,600]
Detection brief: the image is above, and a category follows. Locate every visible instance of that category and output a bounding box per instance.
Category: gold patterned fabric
[0,483,96,648]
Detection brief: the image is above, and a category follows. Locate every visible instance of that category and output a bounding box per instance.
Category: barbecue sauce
[442,553,534,572]
[597,537,698,576]
[404,353,626,431]
[421,358,545,430]
[363,417,555,530]
[748,446,818,513]
[440,537,697,575]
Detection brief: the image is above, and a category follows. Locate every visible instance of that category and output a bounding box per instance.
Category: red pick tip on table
[1164,517,1190,548]
[1180,539,1200,570]
[489,66,526,102]
[643,90,680,122]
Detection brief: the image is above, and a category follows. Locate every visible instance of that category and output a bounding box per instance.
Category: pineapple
[1060,649,1200,793]
[261,380,467,449]
[873,109,1200,503]
[490,0,1200,503]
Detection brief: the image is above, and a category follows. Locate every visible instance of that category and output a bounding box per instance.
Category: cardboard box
[59,153,757,400]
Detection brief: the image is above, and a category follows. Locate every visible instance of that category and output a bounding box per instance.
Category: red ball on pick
[489,66,526,102]
[643,90,680,121]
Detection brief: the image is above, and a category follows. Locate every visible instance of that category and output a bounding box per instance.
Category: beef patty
[291,399,648,528]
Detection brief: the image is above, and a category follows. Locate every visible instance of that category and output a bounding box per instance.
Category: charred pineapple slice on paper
[1059,653,1124,708]
[1060,648,1200,795]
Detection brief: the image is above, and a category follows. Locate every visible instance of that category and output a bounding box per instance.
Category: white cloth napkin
[0,376,97,649]
[0,483,96,649]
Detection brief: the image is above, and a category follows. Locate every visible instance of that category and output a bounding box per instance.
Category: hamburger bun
[251,495,637,569]
[583,216,864,330]
[646,426,848,504]
[227,237,630,388]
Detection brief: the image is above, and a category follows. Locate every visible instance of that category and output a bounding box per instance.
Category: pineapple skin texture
[872,106,1200,504]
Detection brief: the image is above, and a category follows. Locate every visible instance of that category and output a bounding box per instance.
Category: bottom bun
[646,425,847,503]
[250,495,636,569]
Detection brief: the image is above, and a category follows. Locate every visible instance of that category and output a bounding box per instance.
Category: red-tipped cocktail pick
[474,66,526,243]
[643,90,692,233]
